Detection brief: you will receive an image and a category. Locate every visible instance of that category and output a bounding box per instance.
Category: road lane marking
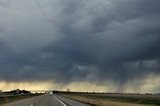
[54,95,67,106]
[30,100,39,106]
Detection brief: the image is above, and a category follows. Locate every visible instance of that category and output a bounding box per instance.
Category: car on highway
[49,91,53,96]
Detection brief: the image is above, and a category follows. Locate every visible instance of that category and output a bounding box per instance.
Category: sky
[0,0,160,93]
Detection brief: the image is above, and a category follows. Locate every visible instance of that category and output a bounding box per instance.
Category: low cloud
[0,0,160,92]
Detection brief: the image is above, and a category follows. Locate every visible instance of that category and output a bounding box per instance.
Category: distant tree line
[3,89,31,95]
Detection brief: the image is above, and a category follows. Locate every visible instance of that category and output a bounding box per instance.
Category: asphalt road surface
[4,94,90,106]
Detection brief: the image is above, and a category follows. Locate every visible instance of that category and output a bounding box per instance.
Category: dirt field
[60,92,160,106]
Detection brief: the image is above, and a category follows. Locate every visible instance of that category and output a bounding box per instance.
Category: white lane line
[30,100,39,106]
[54,95,67,106]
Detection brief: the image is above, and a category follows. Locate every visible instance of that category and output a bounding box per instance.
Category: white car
[49,91,53,96]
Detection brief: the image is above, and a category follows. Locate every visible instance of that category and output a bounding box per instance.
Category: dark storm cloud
[0,0,160,83]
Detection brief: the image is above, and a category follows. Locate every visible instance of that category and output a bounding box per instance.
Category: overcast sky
[0,0,160,92]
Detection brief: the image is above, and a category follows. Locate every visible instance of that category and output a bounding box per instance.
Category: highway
[4,94,90,106]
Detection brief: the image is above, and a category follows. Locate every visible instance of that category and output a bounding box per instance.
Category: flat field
[60,92,160,106]
[0,94,43,105]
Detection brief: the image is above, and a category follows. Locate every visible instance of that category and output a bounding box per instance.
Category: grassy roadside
[0,94,43,105]
[60,93,160,106]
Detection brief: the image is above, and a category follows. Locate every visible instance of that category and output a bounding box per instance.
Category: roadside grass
[61,93,160,106]
[0,94,43,105]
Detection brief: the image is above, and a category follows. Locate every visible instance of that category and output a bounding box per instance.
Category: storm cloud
[0,0,160,91]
